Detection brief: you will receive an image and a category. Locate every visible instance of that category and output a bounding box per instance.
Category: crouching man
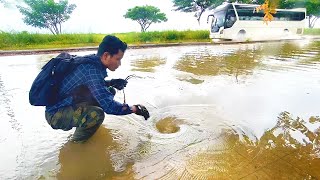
[45,35,149,142]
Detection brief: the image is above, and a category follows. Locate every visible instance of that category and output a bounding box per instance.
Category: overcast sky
[0,0,211,34]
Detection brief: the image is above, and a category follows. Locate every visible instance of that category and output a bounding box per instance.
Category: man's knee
[84,106,105,128]
[89,106,105,124]
[71,107,105,142]
[45,107,74,130]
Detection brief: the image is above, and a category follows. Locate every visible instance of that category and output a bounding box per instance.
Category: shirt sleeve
[84,65,132,115]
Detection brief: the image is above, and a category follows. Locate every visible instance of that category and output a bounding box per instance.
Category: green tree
[280,0,320,28]
[17,0,76,35]
[0,0,12,8]
[172,0,225,23]
[124,5,167,32]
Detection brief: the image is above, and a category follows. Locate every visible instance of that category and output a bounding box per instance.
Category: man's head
[97,35,128,71]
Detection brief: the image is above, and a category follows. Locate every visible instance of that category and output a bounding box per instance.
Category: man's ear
[103,52,110,59]
[101,52,111,64]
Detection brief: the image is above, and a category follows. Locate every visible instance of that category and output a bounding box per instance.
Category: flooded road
[0,40,320,179]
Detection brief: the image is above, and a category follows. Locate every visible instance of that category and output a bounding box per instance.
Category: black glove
[108,87,116,96]
[109,79,128,90]
[134,104,150,120]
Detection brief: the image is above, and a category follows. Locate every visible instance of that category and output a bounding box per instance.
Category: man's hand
[108,87,116,95]
[133,104,150,120]
[110,79,128,90]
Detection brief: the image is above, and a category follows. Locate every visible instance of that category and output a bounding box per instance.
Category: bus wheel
[236,30,246,42]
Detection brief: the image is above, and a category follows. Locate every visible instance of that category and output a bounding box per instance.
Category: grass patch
[304,28,320,35]
[0,31,105,50]
[0,30,210,50]
[114,30,210,44]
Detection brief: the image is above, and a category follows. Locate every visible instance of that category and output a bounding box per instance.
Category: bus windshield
[211,10,227,33]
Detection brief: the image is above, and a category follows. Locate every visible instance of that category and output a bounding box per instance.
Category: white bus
[207,3,306,41]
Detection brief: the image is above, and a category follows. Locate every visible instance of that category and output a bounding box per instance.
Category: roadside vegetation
[0,30,210,50]
[304,28,320,35]
[0,29,319,51]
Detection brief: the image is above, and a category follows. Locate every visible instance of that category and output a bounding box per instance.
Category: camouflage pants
[45,102,105,142]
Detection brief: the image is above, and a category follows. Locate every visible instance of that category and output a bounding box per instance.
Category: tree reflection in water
[174,41,320,84]
[184,111,320,179]
[131,56,166,72]
[174,47,262,82]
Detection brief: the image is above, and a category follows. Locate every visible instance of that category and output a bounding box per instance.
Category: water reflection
[0,40,319,179]
[178,77,204,84]
[267,41,320,60]
[299,41,320,65]
[259,41,320,73]
[56,126,125,179]
[185,111,320,179]
[262,42,302,59]
[174,41,320,84]
[131,56,166,72]
[174,47,262,82]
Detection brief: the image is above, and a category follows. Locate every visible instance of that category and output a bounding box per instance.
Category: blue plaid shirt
[45,54,132,115]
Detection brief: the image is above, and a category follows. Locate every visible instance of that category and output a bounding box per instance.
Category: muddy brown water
[0,40,320,179]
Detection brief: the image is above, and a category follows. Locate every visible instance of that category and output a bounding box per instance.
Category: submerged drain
[156,116,183,134]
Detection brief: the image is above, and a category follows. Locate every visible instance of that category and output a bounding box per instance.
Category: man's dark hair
[97,35,127,57]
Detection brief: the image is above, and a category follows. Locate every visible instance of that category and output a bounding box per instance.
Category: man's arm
[85,66,132,115]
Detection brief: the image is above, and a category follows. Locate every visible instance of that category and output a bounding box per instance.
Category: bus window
[225,9,236,28]
[235,5,264,21]
[211,10,226,32]
[274,11,305,21]
[235,5,305,22]
[211,18,219,33]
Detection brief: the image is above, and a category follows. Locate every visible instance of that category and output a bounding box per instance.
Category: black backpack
[29,52,100,106]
